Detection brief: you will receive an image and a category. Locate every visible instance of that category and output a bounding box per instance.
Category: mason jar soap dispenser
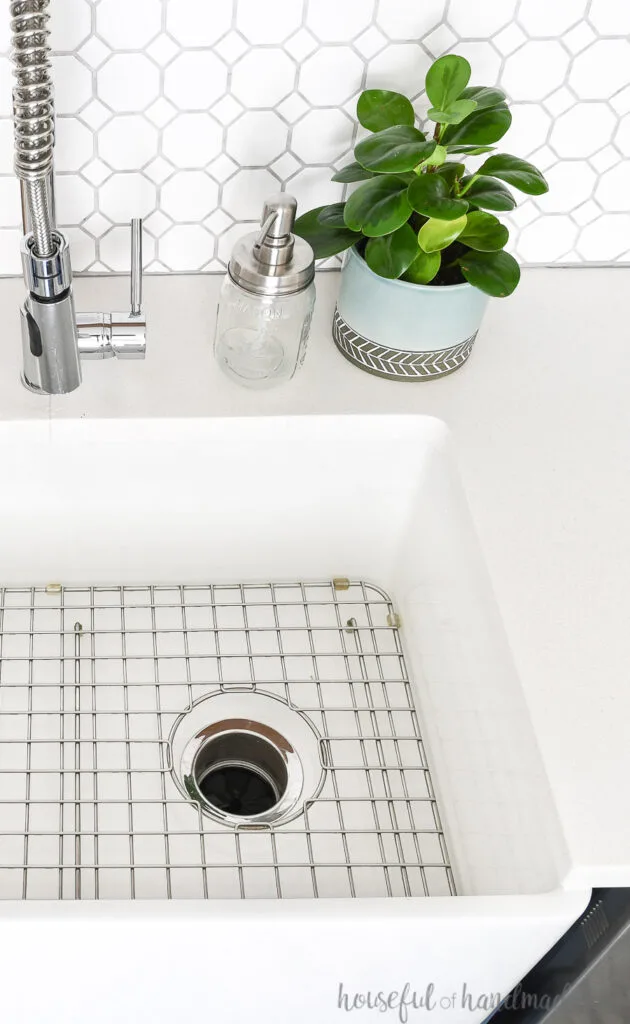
[214,194,315,388]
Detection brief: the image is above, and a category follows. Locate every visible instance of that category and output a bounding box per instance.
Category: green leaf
[355,125,435,173]
[435,162,465,187]
[459,248,521,297]
[402,248,441,284]
[418,214,468,253]
[459,86,507,111]
[357,89,415,132]
[365,223,419,279]
[332,161,376,183]
[317,204,348,227]
[419,144,447,168]
[446,144,496,155]
[462,175,516,212]
[408,174,468,221]
[427,99,477,125]
[425,55,471,111]
[293,205,360,259]
[442,105,512,146]
[477,153,549,195]
[344,176,412,237]
[459,211,509,251]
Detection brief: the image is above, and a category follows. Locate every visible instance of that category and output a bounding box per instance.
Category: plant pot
[333,246,490,381]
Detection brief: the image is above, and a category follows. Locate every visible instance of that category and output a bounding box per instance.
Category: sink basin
[0,415,588,1023]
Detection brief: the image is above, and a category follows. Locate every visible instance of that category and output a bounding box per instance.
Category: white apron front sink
[0,416,587,1023]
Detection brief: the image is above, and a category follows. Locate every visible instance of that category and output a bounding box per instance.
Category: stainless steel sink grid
[0,580,455,900]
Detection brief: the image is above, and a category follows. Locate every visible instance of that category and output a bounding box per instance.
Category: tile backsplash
[0,0,629,274]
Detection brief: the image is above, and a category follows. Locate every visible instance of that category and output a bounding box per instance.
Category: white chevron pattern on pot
[332,308,477,381]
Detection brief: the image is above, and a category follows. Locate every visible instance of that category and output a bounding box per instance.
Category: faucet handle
[130,218,143,316]
[75,216,147,361]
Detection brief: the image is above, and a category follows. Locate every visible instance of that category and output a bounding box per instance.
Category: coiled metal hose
[10,0,56,257]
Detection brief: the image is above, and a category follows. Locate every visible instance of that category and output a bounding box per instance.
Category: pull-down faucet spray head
[9,0,147,395]
[10,0,81,393]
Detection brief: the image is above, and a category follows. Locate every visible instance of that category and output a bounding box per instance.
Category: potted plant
[294,54,548,381]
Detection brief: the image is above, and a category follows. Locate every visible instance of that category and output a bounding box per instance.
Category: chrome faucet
[10,0,147,395]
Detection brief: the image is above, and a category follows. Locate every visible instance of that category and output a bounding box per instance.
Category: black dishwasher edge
[485,888,630,1022]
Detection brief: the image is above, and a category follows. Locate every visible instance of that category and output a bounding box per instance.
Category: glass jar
[214,275,315,389]
[214,193,315,390]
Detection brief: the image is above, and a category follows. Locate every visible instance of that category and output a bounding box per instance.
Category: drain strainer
[169,691,325,827]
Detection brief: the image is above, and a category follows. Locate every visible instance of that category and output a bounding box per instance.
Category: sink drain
[199,760,279,816]
[169,691,324,827]
[193,724,289,817]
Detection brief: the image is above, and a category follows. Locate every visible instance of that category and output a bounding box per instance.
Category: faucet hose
[9,0,56,258]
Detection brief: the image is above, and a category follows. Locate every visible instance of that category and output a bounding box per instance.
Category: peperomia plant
[294,54,549,298]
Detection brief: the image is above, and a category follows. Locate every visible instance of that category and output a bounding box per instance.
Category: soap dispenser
[214,194,316,388]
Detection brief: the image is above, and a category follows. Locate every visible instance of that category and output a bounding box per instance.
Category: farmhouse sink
[0,415,588,1023]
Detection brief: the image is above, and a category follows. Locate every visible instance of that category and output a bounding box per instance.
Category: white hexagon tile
[0,0,628,274]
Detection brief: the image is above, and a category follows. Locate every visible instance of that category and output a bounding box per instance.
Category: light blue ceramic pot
[333,246,490,381]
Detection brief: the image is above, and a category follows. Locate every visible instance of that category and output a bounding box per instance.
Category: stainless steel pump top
[228,193,315,297]
[9,0,147,395]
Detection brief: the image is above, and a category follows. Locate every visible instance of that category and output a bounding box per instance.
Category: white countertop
[1,266,627,887]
